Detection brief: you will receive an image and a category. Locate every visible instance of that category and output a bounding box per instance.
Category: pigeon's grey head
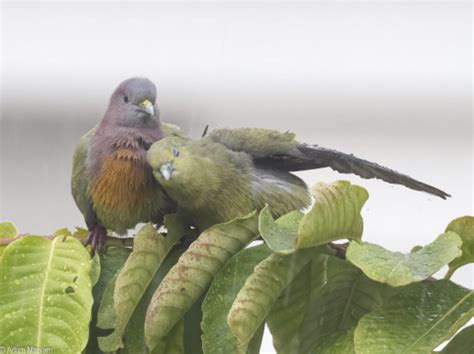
[106,77,159,128]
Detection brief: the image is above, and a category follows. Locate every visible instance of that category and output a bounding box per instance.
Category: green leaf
[73,227,89,238]
[346,232,462,287]
[53,227,72,237]
[258,205,303,254]
[247,323,265,354]
[97,269,121,330]
[445,216,474,278]
[0,221,18,238]
[87,247,131,353]
[183,293,204,354]
[438,324,474,354]
[93,247,131,317]
[120,248,185,354]
[296,181,368,249]
[354,280,474,354]
[150,320,184,354]
[145,211,259,352]
[318,327,357,354]
[99,216,187,351]
[266,256,327,354]
[90,253,101,287]
[227,248,320,350]
[202,244,273,354]
[267,256,393,354]
[0,235,93,353]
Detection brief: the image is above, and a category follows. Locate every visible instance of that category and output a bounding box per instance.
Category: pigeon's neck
[88,121,163,180]
[98,124,163,150]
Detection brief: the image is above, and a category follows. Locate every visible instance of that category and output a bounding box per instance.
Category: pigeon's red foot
[84,225,107,255]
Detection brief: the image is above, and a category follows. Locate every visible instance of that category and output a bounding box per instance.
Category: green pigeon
[71,77,182,253]
[147,128,449,230]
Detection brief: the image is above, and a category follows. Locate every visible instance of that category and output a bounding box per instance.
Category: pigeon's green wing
[71,127,97,229]
[208,128,449,199]
[208,128,300,159]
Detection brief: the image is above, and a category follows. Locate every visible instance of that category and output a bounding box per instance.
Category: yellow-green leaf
[266,256,328,354]
[88,246,130,353]
[259,206,302,254]
[53,227,72,237]
[0,236,93,353]
[119,248,185,354]
[150,319,184,354]
[145,211,259,352]
[99,216,186,351]
[90,253,101,287]
[445,216,474,278]
[202,244,272,354]
[354,280,474,354]
[347,232,462,287]
[267,256,394,354]
[296,181,368,249]
[0,221,18,238]
[228,248,320,350]
[438,324,474,354]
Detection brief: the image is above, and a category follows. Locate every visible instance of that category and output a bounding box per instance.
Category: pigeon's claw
[84,225,107,255]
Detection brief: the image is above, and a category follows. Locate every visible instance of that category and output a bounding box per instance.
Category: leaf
[73,227,89,238]
[317,327,357,354]
[93,247,131,317]
[445,216,474,278]
[87,247,131,354]
[346,232,462,287]
[118,248,185,354]
[0,221,18,237]
[354,280,474,354]
[201,244,273,354]
[99,216,187,351]
[90,253,101,287]
[183,293,204,354]
[259,205,303,254]
[266,256,327,354]
[53,227,72,237]
[227,248,320,350]
[150,320,184,354]
[247,323,265,354]
[296,181,368,249]
[145,211,259,352]
[0,235,93,353]
[97,269,121,330]
[267,256,393,354]
[438,324,474,354]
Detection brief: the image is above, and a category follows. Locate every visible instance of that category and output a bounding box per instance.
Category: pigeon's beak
[159,163,174,181]
[139,99,155,116]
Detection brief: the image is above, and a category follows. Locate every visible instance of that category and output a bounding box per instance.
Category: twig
[327,242,348,259]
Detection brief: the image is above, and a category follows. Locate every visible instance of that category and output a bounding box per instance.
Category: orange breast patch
[91,148,156,212]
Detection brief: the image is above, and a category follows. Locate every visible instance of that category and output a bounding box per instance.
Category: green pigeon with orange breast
[147,128,450,230]
[71,77,182,253]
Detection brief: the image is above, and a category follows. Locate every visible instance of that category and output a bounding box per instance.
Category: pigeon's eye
[172,146,180,157]
[123,95,129,103]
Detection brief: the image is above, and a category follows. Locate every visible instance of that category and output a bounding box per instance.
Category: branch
[327,242,348,259]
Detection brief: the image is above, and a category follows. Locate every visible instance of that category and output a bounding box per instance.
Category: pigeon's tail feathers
[296,144,450,199]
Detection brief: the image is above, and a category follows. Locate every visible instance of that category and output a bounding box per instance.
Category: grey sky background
[1,2,472,350]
